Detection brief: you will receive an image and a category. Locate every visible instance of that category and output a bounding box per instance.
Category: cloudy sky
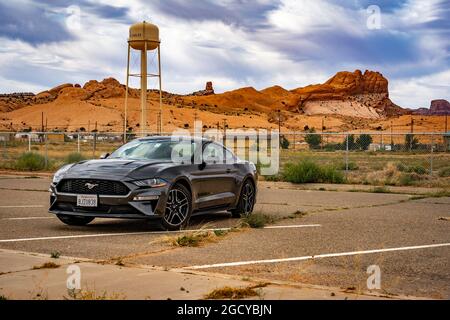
[0,0,449,108]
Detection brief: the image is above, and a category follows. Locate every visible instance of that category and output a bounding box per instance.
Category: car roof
[137,135,212,143]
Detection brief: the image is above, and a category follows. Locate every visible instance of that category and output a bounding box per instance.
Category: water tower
[124,21,162,140]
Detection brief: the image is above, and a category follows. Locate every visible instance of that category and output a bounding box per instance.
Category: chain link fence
[0,131,449,188]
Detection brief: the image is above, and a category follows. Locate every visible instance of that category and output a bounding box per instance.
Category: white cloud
[390,69,450,108]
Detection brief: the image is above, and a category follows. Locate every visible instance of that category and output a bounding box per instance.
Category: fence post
[28,134,31,152]
[44,133,48,169]
[345,134,349,175]
[430,134,434,175]
[93,132,97,158]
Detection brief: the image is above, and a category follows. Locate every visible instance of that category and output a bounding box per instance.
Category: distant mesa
[0,70,446,124]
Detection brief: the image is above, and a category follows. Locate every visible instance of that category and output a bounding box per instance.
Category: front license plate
[76,195,98,207]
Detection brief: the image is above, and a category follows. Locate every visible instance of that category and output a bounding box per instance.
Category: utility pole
[410,116,414,134]
[41,112,44,133]
[390,120,393,147]
[445,113,448,133]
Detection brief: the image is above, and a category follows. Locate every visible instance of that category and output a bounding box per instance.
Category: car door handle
[226,169,231,173]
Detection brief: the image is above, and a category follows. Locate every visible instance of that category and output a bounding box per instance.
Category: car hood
[62,159,173,180]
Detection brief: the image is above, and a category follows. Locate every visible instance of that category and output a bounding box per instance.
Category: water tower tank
[128,21,159,50]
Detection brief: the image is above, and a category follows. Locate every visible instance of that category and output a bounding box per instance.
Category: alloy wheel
[241,182,255,216]
[164,188,190,226]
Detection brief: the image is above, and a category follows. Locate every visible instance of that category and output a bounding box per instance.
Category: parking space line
[0,224,321,243]
[265,224,321,229]
[0,205,44,208]
[186,243,450,270]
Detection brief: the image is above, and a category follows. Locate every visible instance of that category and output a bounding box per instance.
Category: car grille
[57,179,129,196]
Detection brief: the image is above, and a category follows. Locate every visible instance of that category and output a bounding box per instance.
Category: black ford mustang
[49,136,257,230]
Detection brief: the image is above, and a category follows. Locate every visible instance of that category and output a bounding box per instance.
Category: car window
[203,143,224,164]
[171,141,199,163]
[110,140,199,161]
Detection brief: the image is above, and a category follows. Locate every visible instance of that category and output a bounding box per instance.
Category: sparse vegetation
[33,262,60,270]
[204,283,268,300]
[0,294,8,300]
[240,213,277,228]
[65,288,125,300]
[65,152,87,164]
[438,166,450,177]
[165,228,229,247]
[283,159,345,184]
[14,152,48,171]
[50,251,61,259]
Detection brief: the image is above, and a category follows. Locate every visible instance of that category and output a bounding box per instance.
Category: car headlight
[52,164,73,184]
[133,178,167,188]
[249,162,257,173]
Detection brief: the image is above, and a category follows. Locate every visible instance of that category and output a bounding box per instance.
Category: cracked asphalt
[0,175,448,299]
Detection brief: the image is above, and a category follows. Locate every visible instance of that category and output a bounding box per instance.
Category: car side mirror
[198,161,206,170]
[100,153,110,159]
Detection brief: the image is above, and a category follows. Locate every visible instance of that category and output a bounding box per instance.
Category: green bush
[339,162,359,171]
[65,152,87,164]
[283,159,345,184]
[397,163,427,175]
[438,167,450,177]
[305,129,322,149]
[280,135,290,149]
[15,152,47,171]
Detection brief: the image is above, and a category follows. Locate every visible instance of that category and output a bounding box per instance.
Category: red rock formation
[430,99,450,115]
[290,70,405,117]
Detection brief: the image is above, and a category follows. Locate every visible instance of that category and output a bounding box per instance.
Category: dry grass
[240,213,278,228]
[32,262,60,270]
[161,228,230,247]
[65,288,126,300]
[204,283,268,300]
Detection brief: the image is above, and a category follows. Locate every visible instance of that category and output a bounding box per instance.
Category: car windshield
[109,140,198,161]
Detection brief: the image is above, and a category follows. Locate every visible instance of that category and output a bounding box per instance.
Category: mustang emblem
[85,183,98,190]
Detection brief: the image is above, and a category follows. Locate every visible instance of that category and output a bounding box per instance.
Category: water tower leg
[158,45,163,135]
[124,44,130,143]
[141,43,148,137]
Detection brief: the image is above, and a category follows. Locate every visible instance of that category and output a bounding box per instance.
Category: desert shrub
[339,162,359,171]
[241,213,276,228]
[15,152,47,171]
[280,135,290,149]
[405,134,419,150]
[397,163,427,175]
[65,152,87,164]
[305,129,321,149]
[283,159,344,184]
[438,166,450,177]
[399,173,423,186]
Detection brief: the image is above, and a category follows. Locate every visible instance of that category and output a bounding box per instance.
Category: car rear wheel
[57,214,95,226]
[161,184,192,230]
[231,180,255,218]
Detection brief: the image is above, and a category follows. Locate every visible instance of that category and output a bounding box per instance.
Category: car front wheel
[231,180,255,218]
[161,184,192,230]
[57,214,95,226]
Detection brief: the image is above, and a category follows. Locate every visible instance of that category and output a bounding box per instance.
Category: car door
[191,142,237,209]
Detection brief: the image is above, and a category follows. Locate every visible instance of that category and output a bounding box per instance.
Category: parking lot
[0,175,449,299]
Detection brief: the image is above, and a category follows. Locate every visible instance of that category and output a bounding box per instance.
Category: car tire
[161,183,192,231]
[57,214,95,226]
[231,179,255,218]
